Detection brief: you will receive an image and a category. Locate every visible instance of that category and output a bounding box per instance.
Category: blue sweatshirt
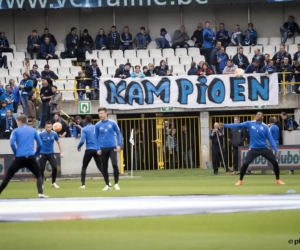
[77,123,98,150]
[10,86,20,103]
[224,121,278,153]
[39,130,59,154]
[0,91,14,110]
[245,64,260,74]
[95,119,122,150]
[202,28,214,49]
[19,79,33,96]
[130,72,145,78]
[10,124,42,157]
[0,107,6,119]
[40,42,55,56]
[269,124,279,145]
[216,29,229,42]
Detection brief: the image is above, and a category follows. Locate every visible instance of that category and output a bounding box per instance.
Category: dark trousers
[240,148,280,180]
[0,48,13,53]
[204,48,213,65]
[0,156,43,195]
[41,101,50,127]
[39,153,57,184]
[232,146,239,171]
[212,146,227,173]
[40,54,59,60]
[27,46,40,59]
[13,102,18,113]
[0,55,8,68]
[101,147,119,185]
[172,42,189,49]
[81,150,105,185]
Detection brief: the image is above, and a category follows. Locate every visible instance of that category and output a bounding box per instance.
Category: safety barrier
[276,72,300,96]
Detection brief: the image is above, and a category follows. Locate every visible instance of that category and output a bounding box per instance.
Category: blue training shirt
[77,123,98,151]
[224,121,278,153]
[10,124,42,157]
[269,124,280,145]
[39,131,59,154]
[95,119,122,151]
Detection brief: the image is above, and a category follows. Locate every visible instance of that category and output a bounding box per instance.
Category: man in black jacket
[66,27,84,60]
[85,59,102,100]
[280,16,300,44]
[107,26,121,51]
[191,23,203,48]
[79,29,94,55]
[272,45,292,71]
[39,79,53,128]
[52,113,68,138]
[41,28,57,47]
[279,57,293,94]
[114,63,131,79]
[228,117,247,174]
[0,109,17,139]
[41,65,58,86]
[232,47,250,70]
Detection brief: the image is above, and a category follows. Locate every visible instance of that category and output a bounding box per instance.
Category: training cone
[286,190,296,194]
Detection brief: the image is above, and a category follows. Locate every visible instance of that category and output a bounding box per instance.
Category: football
[234,68,244,77]
[53,122,62,132]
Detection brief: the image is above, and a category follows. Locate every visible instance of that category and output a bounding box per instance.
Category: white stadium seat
[141,58,153,66]
[172,65,186,74]
[186,40,195,47]
[128,58,140,66]
[226,47,237,57]
[166,57,180,65]
[124,50,136,58]
[14,52,25,61]
[2,52,14,62]
[64,83,74,90]
[263,45,275,54]
[102,58,116,67]
[269,37,281,46]
[137,50,149,58]
[48,60,60,68]
[55,43,65,52]
[192,55,205,63]
[107,66,116,75]
[147,41,157,50]
[111,50,124,58]
[50,67,58,74]
[16,44,27,52]
[115,58,127,67]
[180,56,193,65]
[242,46,251,54]
[188,47,200,57]
[254,46,263,53]
[62,92,74,101]
[162,48,174,57]
[70,66,82,75]
[9,68,22,76]
[185,64,191,72]
[60,59,73,67]
[98,50,111,59]
[58,67,70,75]
[295,37,300,44]
[35,60,47,69]
[6,76,19,84]
[0,77,6,83]
[153,57,165,66]
[101,74,112,78]
[257,38,269,46]
[286,38,294,45]
[9,44,16,52]
[99,66,108,74]
[149,49,162,58]
[56,83,65,90]
[175,48,188,57]
[288,44,298,54]
[177,72,187,76]
[11,60,24,69]
[85,51,98,61]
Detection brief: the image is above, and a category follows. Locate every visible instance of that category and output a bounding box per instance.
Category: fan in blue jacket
[27,30,41,59]
[131,65,145,78]
[121,26,133,51]
[40,37,57,60]
[245,60,261,74]
[95,28,107,50]
[135,27,151,49]
[260,60,276,74]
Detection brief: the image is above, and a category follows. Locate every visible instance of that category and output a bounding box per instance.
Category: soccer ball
[235,68,244,78]
[53,122,62,132]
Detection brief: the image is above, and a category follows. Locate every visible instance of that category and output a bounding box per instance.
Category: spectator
[280,16,300,45]
[279,57,293,94]
[280,112,300,131]
[9,79,20,113]
[216,23,230,47]
[0,101,7,120]
[293,61,300,94]
[49,86,62,120]
[167,128,178,169]
[27,30,41,60]
[66,27,84,60]
[142,66,148,75]
[202,21,214,65]
[40,37,58,60]
[172,25,189,49]
[29,63,41,88]
[272,45,292,71]
[69,116,85,138]
[252,48,264,71]
[120,26,133,51]
[131,65,145,78]
[114,63,131,79]
[0,109,17,139]
[273,116,283,145]
[155,28,172,49]
[263,53,270,67]
[52,113,68,138]
[191,23,203,48]
[268,117,280,146]
[198,61,205,70]
[244,23,258,46]
[79,29,94,55]
[39,79,53,128]
[230,24,242,46]
[215,46,228,74]
[107,26,121,51]
[27,94,37,128]
[232,47,250,70]
[261,60,276,74]
[0,81,4,96]
[145,64,156,77]
[75,71,87,101]
[0,84,14,111]
[85,59,101,100]
[293,43,300,62]
[156,60,169,76]
[210,40,222,73]
[19,72,33,116]
[223,59,238,74]
[187,62,198,75]
[245,59,260,74]
[167,69,173,76]
[41,64,58,86]
[0,32,13,53]
[41,28,57,47]
[0,54,8,69]
[135,27,151,50]
[181,125,194,169]
[197,62,213,76]
[95,28,107,50]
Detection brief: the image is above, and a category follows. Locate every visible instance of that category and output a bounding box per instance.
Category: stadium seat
[288,44,298,54]
[175,48,188,57]
[50,67,58,74]
[186,40,195,47]
[149,49,162,58]
[166,57,180,65]
[128,58,141,66]
[172,65,186,74]
[102,58,116,67]
[29,59,36,66]
[55,43,65,52]
[0,77,5,83]
[98,50,111,59]
[6,76,19,84]
[162,48,174,57]
[70,66,82,75]
[62,91,75,100]
[107,66,117,75]
[111,50,124,58]
[10,44,16,52]
[269,37,281,45]
[141,58,154,66]
[11,60,24,69]
[124,50,136,58]
[188,47,200,57]
[9,68,22,76]
[64,83,74,90]
[58,67,70,75]
[263,45,275,54]
[115,58,127,67]
[147,41,157,50]
[154,57,165,66]
[247,54,253,63]
[180,56,193,65]
[102,74,112,78]
[60,59,73,67]
[184,64,192,72]
[137,50,149,58]
[16,44,27,52]
[55,83,65,91]
[35,60,47,69]
[2,52,14,62]
[286,38,294,45]
[99,66,108,74]
[242,46,251,54]
[192,55,205,63]
[257,38,268,46]
[254,45,263,53]
[14,52,25,61]
[295,37,300,44]
[48,60,60,68]
[85,51,98,61]
[177,72,187,76]
[226,47,237,57]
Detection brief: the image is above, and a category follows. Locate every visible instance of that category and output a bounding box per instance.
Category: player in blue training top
[77,115,106,189]
[219,112,285,186]
[95,107,122,191]
[0,115,48,198]
[39,120,64,189]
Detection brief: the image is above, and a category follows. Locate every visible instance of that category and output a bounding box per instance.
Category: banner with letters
[238,145,300,171]
[0,153,61,180]
[100,74,278,110]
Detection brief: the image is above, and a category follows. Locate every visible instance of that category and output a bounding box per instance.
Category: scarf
[6,117,12,131]
[92,66,98,89]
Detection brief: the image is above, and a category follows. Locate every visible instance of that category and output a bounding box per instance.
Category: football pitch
[0,170,299,250]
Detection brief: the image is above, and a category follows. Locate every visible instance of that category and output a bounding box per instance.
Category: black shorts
[39,153,57,169]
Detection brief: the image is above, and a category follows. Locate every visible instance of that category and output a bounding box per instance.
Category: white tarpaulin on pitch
[99,74,279,110]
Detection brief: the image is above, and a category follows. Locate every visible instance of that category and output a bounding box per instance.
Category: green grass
[0,170,299,250]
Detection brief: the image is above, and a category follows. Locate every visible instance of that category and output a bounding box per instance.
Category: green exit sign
[161,107,175,112]
[253,105,266,109]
